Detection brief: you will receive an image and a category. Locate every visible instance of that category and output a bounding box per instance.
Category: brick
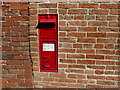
[30,42,38,47]
[68,32,86,37]
[64,15,74,20]
[86,55,104,59]
[29,10,37,14]
[97,39,116,44]
[88,21,108,26]
[59,3,77,8]
[68,74,86,79]
[59,27,77,31]
[42,77,59,82]
[107,33,119,38]
[29,4,37,9]
[59,32,67,37]
[78,38,96,43]
[60,59,76,63]
[106,76,119,80]
[4,51,21,55]
[94,44,104,48]
[59,49,75,53]
[12,37,28,42]
[87,75,105,79]
[77,49,95,54]
[106,66,118,70]
[2,47,12,51]
[2,22,20,27]
[107,15,118,20]
[11,4,28,10]
[29,21,37,26]
[77,60,95,64]
[87,85,103,88]
[98,27,119,32]
[96,15,107,20]
[66,69,84,73]
[68,9,87,14]
[58,53,66,58]
[73,43,82,48]
[67,54,85,58]
[14,56,30,60]
[68,84,85,88]
[49,82,67,86]
[50,73,66,78]
[11,27,29,31]
[89,9,109,14]
[58,9,67,14]
[105,44,114,49]
[39,3,57,8]
[80,3,98,8]
[109,21,119,27]
[87,65,105,69]
[2,78,24,83]
[83,44,93,48]
[50,0,67,2]
[49,9,57,13]
[18,82,32,87]
[87,33,106,37]
[96,50,115,54]
[85,70,94,74]
[2,83,17,87]
[3,10,20,16]
[86,15,95,20]
[75,15,85,20]
[68,21,87,26]
[96,61,116,65]
[59,78,76,83]
[97,81,116,85]
[62,43,73,48]
[110,9,120,15]
[95,70,104,74]
[78,27,97,32]
[78,80,95,84]
[59,64,67,68]
[39,9,48,14]
[68,65,85,69]
[11,16,29,21]
[100,4,119,9]
[105,71,115,75]
[2,5,10,10]
[59,21,67,26]
[59,38,76,42]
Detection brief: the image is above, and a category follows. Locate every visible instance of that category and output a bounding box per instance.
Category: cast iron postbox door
[38,14,58,72]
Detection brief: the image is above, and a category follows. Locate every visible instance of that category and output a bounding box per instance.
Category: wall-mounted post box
[38,14,58,72]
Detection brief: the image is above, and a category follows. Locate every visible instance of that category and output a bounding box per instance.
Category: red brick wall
[1,0,120,88]
[29,1,119,88]
[2,2,33,88]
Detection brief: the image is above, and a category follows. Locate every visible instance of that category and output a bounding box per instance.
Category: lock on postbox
[38,14,58,72]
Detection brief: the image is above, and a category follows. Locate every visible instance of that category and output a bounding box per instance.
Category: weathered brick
[78,38,96,43]
[88,21,108,26]
[78,27,97,32]
[59,3,77,8]
[80,3,98,8]
[89,9,109,14]
[68,32,86,37]
[86,55,104,59]
[68,9,87,14]
[100,4,119,9]
[39,3,57,8]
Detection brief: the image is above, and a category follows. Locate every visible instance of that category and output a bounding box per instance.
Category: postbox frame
[38,14,58,72]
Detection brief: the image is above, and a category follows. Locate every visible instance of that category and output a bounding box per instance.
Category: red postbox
[38,14,58,72]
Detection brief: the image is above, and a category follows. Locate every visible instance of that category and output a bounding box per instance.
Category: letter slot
[38,14,58,72]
